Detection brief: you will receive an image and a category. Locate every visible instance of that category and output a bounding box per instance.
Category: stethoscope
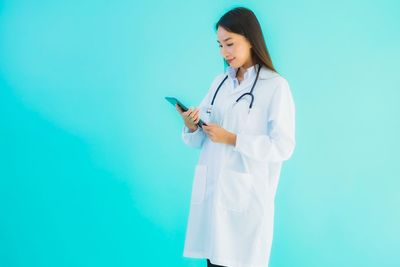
[206,64,261,116]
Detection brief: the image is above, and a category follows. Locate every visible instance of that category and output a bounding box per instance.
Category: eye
[218,43,234,48]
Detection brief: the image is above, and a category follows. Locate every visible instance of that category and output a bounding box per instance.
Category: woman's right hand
[176,104,200,132]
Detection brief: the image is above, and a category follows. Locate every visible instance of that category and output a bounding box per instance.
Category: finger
[191,108,198,115]
[191,107,199,114]
[183,108,193,118]
[176,104,183,113]
[187,113,197,124]
[190,109,200,120]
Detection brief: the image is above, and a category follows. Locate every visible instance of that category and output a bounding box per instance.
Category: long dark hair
[215,7,277,73]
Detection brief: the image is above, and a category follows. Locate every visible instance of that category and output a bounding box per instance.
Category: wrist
[188,125,198,132]
[225,132,237,146]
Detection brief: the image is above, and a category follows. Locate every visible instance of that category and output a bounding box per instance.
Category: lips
[227,58,235,63]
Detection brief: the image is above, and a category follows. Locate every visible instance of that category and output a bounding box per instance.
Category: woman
[176,7,296,267]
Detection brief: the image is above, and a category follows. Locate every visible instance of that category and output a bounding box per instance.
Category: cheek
[225,46,234,55]
[234,45,247,59]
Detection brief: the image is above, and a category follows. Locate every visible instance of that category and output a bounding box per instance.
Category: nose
[220,46,230,59]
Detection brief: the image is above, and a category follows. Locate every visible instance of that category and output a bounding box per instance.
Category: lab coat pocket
[191,164,207,204]
[217,168,253,212]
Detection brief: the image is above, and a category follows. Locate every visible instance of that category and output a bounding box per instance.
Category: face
[217,26,253,69]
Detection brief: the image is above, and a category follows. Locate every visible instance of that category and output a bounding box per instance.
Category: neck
[237,60,255,77]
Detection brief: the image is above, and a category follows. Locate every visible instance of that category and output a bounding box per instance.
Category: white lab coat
[181,64,295,267]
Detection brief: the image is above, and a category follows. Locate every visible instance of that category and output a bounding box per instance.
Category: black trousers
[207,258,227,267]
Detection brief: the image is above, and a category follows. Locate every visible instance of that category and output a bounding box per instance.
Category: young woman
[176,7,296,267]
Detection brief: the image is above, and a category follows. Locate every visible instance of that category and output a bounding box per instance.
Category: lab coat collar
[227,64,257,81]
[225,64,279,81]
[259,65,280,80]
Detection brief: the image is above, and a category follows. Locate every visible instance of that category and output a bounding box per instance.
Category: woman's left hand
[202,123,236,145]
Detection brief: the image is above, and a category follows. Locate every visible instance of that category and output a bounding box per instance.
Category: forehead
[216,26,241,42]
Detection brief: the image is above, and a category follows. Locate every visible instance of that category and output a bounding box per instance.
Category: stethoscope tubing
[207,64,261,115]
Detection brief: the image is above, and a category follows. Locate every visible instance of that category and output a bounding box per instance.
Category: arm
[181,74,225,149]
[181,124,207,149]
[233,79,296,162]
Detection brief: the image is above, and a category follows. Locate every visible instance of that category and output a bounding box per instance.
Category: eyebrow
[217,37,233,43]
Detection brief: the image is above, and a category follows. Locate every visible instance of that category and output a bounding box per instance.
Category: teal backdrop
[1,1,399,266]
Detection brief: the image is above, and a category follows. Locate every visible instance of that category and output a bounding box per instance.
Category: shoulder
[206,71,228,93]
[274,75,290,91]
[258,69,294,103]
[270,76,295,105]
[259,65,288,84]
[264,70,291,96]
[211,72,228,85]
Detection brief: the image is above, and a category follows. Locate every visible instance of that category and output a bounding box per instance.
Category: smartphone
[165,96,207,127]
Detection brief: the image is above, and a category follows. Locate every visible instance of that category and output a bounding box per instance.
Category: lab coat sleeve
[181,124,206,149]
[233,78,296,162]
[181,74,225,149]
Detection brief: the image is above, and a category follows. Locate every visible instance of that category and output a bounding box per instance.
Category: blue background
[1,1,399,266]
